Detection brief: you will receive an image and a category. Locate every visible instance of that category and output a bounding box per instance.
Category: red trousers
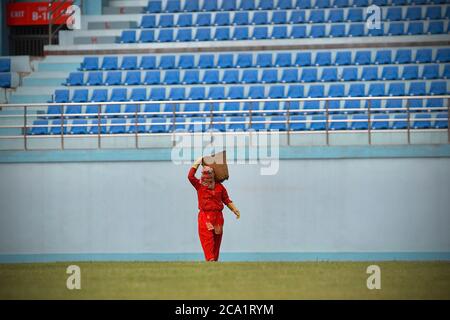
[198,211,224,261]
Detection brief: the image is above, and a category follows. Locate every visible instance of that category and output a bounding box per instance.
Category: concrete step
[103,6,145,14]
[38,62,81,72]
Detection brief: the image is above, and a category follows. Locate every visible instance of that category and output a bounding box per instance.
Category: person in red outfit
[188,157,240,262]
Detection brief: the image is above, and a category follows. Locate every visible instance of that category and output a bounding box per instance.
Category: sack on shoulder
[202,151,229,182]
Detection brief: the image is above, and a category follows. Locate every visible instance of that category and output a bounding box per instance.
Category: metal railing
[0,96,449,150]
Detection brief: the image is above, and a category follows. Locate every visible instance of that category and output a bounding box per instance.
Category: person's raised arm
[188,156,203,189]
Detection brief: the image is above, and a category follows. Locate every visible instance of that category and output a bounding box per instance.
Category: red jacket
[188,167,232,212]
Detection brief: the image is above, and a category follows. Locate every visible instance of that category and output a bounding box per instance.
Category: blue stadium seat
[124,103,141,115]
[328,9,344,22]
[228,116,246,131]
[141,15,156,28]
[427,21,444,35]
[169,87,185,100]
[158,29,174,42]
[188,87,206,100]
[425,6,442,20]
[105,71,122,85]
[120,30,136,43]
[278,0,293,9]
[335,51,352,65]
[272,26,288,39]
[140,56,156,70]
[223,70,239,84]
[240,0,256,10]
[127,118,147,134]
[150,87,166,100]
[86,72,103,86]
[290,25,307,38]
[444,65,450,79]
[408,82,426,96]
[101,56,118,70]
[178,55,195,69]
[89,119,107,134]
[195,28,211,41]
[184,103,201,116]
[72,89,89,103]
[184,0,199,12]
[328,83,345,97]
[281,69,298,83]
[176,28,192,42]
[159,55,176,69]
[222,0,237,11]
[248,85,265,98]
[79,57,98,71]
[259,0,274,10]
[273,11,288,24]
[405,7,422,21]
[242,69,258,83]
[290,115,306,131]
[166,0,181,13]
[310,115,326,130]
[315,0,331,8]
[198,54,215,68]
[233,26,249,40]
[66,104,82,117]
[46,104,63,118]
[308,84,325,97]
[218,54,234,68]
[214,12,230,26]
[290,10,306,23]
[372,114,389,130]
[143,103,160,117]
[347,8,363,22]
[348,23,364,37]
[268,116,286,131]
[268,85,284,98]
[223,102,240,116]
[203,0,218,11]
[295,0,312,9]
[401,66,419,80]
[124,71,142,85]
[310,25,326,38]
[350,114,368,130]
[250,116,266,131]
[386,7,402,21]
[233,12,249,25]
[301,68,318,82]
[144,71,160,85]
[368,83,385,97]
[287,84,304,98]
[228,86,245,99]
[195,13,211,27]
[110,88,127,102]
[422,64,439,80]
[209,86,226,99]
[50,119,68,135]
[321,68,338,82]
[330,115,347,130]
[139,30,155,43]
[315,52,331,66]
[177,14,193,27]
[434,113,448,129]
[388,82,405,96]
[253,11,268,25]
[109,118,126,134]
[330,24,346,37]
[395,49,412,64]
[415,49,432,64]
[253,26,269,39]
[436,48,450,63]
[203,70,220,84]
[263,101,280,115]
[0,58,11,72]
[355,51,371,65]
[275,53,292,67]
[348,83,365,97]
[121,56,138,70]
[164,70,180,84]
[91,89,108,102]
[147,1,162,13]
[342,67,358,81]
[256,53,273,67]
[368,23,384,37]
[333,0,349,6]
[214,27,230,40]
[388,22,404,36]
[430,81,447,95]
[426,98,443,111]
[65,72,84,86]
[70,119,88,134]
[208,116,226,132]
[381,66,399,80]
[412,114,431,129]
[309,10,325,23]
[375,50,392,65]
[53,89,70,103]
[352,0,369,7]
[407,22,423,35]
[236,53,253,68]
[295,52,312,67]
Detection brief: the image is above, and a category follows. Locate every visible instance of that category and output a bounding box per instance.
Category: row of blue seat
[120,20,450,42]
[52,81,449,103]
[29,113,450,135]
[65,64,450,86]
[78,49,450,71]
[139,6,450,28]
[0,73,11,88]
[43,98,448,119]
[145,0,446,14]
[0,59,10,73]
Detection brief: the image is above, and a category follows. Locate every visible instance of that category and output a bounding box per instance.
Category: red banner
[7,1,74,26]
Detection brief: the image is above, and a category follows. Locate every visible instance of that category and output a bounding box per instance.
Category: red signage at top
[7,1,74,26]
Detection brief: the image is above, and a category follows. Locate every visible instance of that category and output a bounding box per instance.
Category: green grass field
[0,261,449,299]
